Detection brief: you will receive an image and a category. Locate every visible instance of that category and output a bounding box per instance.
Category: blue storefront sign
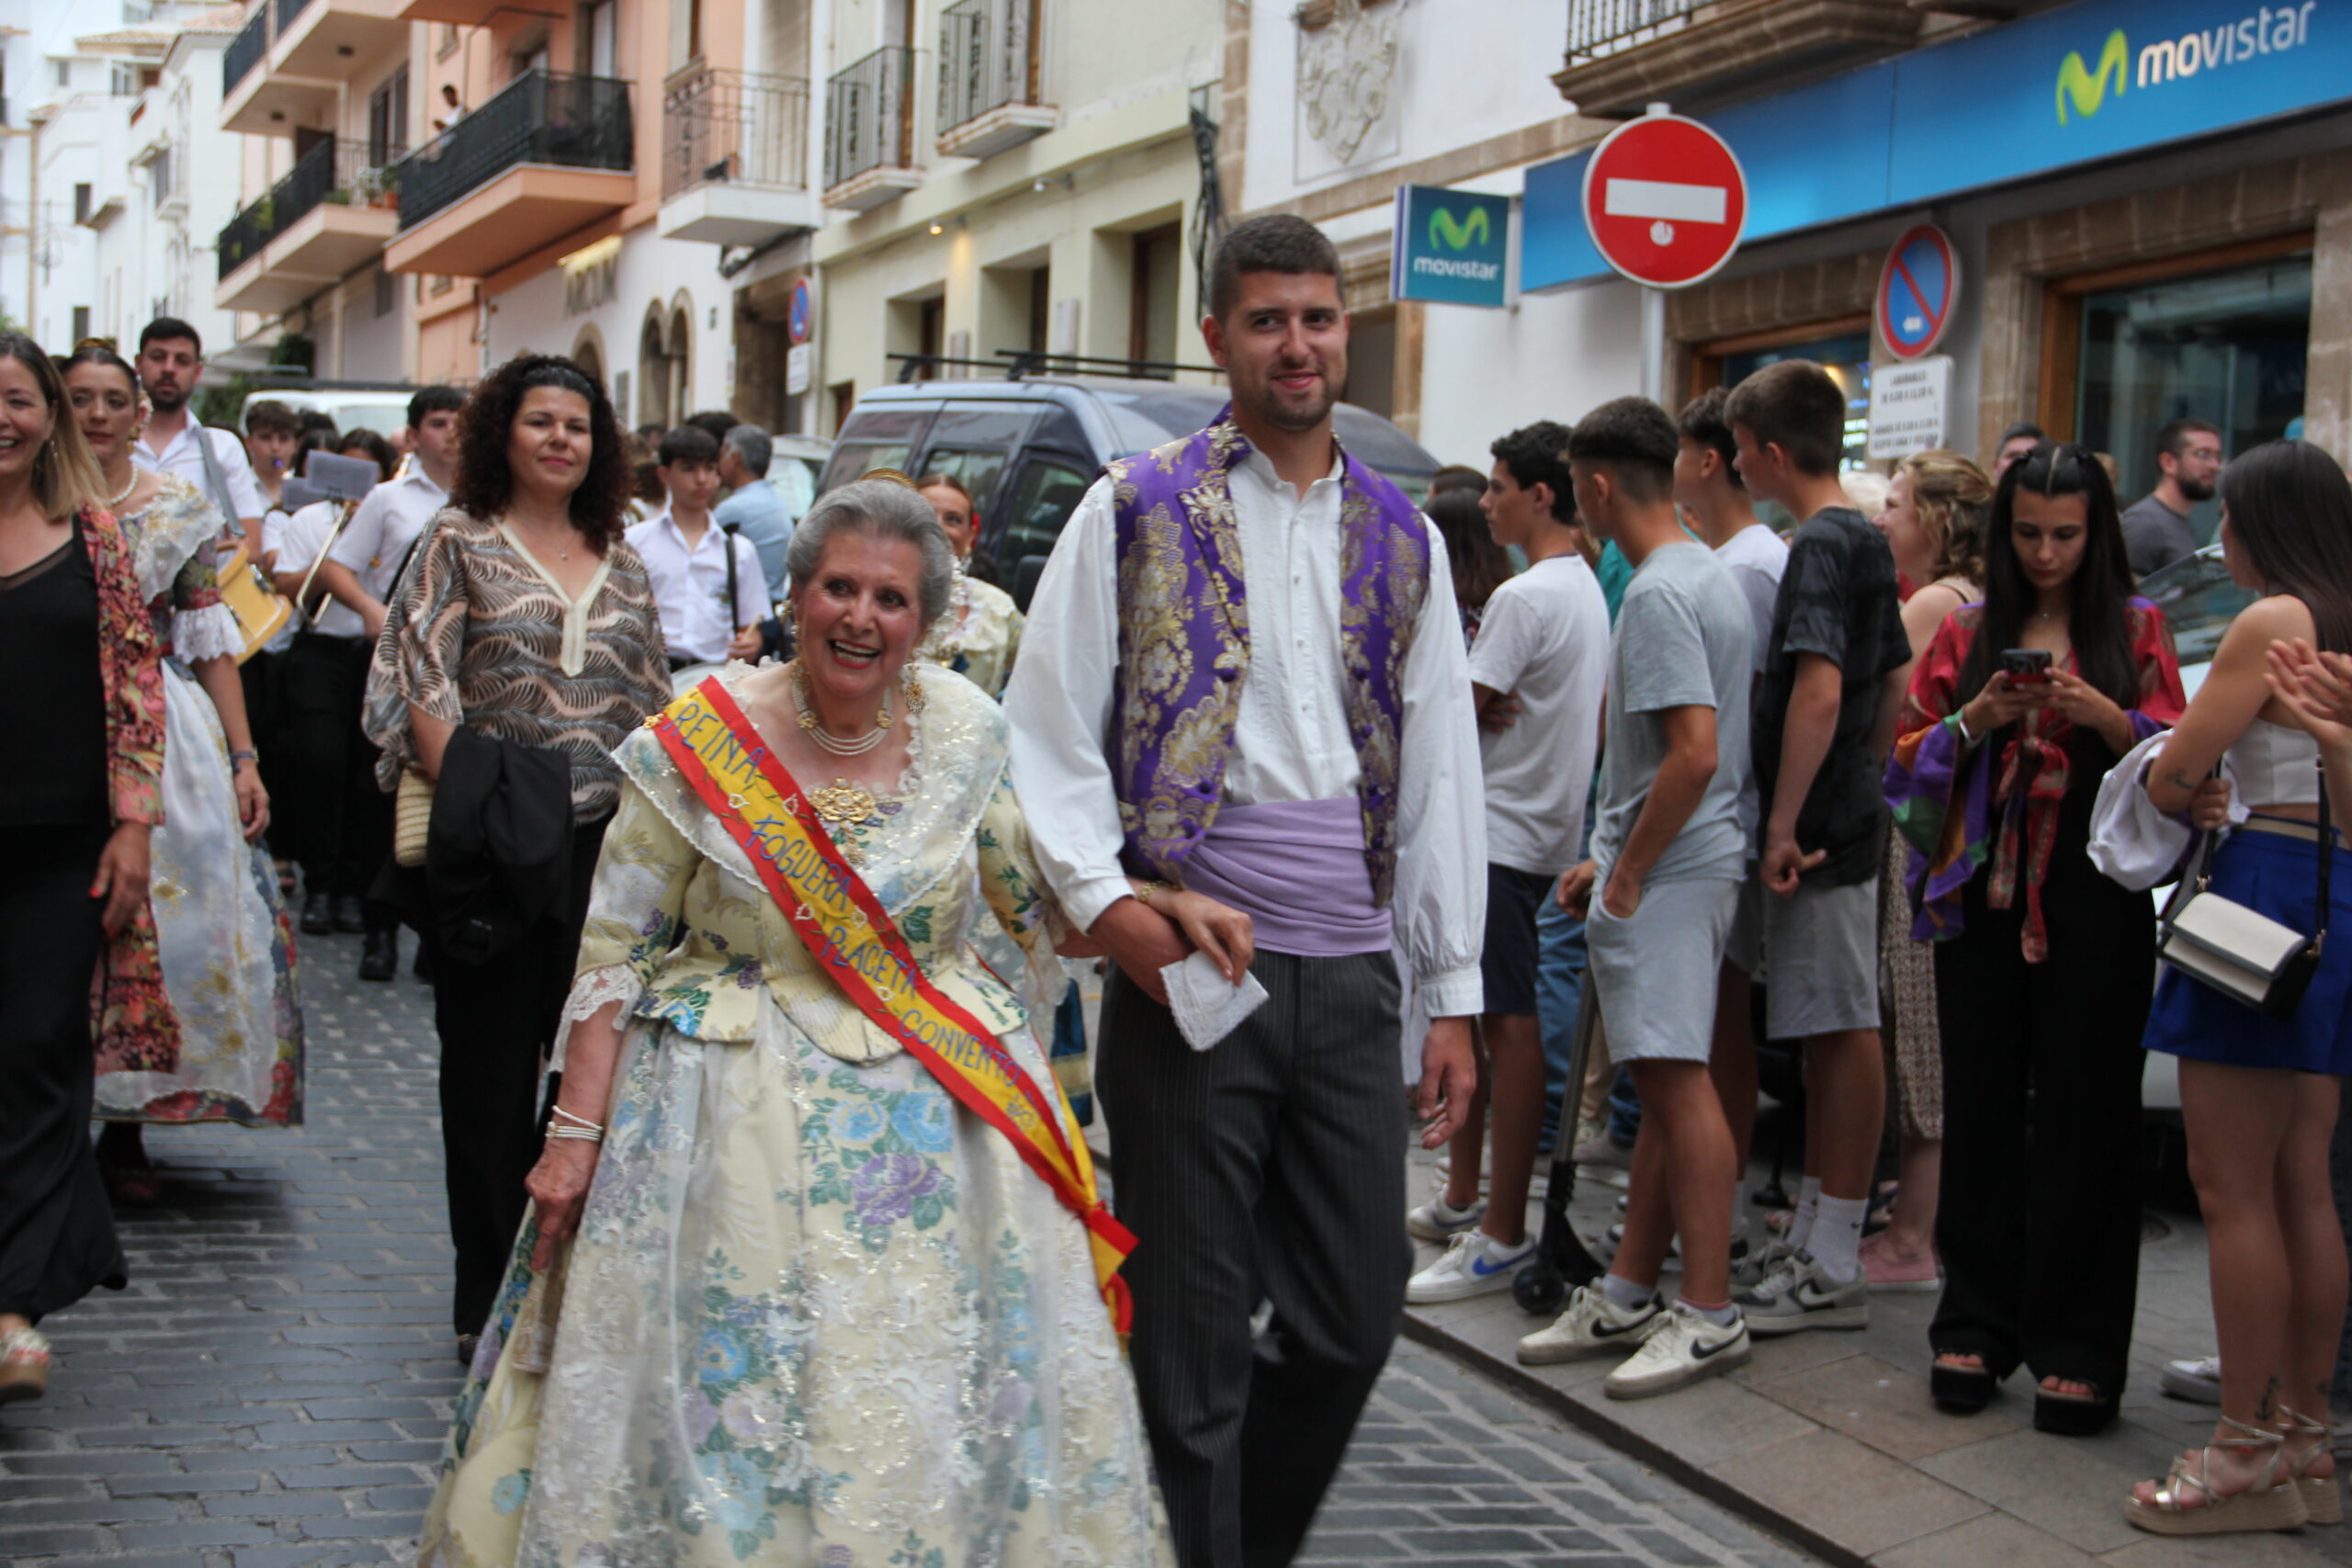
[1522,0,2340,291]
[1391,185,1514,307]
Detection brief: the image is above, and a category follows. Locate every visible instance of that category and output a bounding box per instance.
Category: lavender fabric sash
[1178,799,1391,957]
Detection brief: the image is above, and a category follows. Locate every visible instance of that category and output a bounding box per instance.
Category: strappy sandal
[0,1326,51,1405]
[2282,1406,2342,1525]
[2126,1416,2310,1535]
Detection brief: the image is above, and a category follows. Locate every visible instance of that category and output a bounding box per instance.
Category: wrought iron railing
[1565,0,1708,60]
[216,138,399,278]
[938,0,1039,134]
[823,46,912,190]
[393,69,633,231]
[274,0,315,34]
[662,68,809,202]
[223,5,268,94]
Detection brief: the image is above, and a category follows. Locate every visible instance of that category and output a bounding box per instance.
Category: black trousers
[280,632,392,924]
[1930,793,2151,1392]
[1099,948,1409,1568]
[238,650,291,863]
[0,826,126,1321]
[424,818,607,1337]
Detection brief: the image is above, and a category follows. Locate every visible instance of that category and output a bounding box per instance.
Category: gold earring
[901,662,926,716]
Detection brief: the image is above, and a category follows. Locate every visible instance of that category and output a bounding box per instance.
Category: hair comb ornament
[860,468,921,491]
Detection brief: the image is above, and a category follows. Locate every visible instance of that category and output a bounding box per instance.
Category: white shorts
[1762,874,1881,1040]
[1587,876,1738,1065]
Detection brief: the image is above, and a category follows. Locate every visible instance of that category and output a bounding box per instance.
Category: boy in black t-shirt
[1725,361,1911,1337]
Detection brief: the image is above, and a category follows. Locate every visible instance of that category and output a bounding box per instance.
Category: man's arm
[1871,662,1908,763]
[1602,704,1717,913]
[1761,651,1840,893]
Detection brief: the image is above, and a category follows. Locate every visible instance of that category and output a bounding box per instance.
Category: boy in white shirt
[625,425,764,671]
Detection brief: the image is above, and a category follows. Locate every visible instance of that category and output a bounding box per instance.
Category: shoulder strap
[2316,755,2332,944]
[190,426,243,526]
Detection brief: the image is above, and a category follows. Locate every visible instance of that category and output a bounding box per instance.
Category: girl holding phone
[1883,443,2185,1435]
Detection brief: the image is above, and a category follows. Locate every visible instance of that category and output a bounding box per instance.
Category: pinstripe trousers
[1098,947,1411,1568]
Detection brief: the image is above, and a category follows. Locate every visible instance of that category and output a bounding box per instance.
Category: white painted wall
[485,227,735,420]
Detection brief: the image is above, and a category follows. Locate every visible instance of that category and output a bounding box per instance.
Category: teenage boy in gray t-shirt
[1517,397,1755,1400]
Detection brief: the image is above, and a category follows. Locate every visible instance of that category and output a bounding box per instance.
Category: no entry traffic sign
[1876,223,1959,361]
[1580,112,1747,289]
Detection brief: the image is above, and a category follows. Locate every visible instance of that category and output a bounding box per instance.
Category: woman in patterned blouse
[0,333,164,1406]
[365,354,670,1359]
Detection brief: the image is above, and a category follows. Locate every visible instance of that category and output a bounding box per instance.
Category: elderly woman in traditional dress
[417,478,1173,1567]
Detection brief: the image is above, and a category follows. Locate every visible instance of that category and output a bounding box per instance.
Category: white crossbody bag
[2156,759,2329,1020]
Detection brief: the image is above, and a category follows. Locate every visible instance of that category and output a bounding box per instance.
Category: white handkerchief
[1161,950,1270,1052]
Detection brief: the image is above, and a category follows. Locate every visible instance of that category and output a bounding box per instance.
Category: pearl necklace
[789,660,891,755]
[106,468,138,510]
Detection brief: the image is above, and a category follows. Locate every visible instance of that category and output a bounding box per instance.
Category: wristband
[1952,710,1978,747]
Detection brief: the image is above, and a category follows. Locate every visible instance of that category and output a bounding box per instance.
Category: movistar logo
[2056,28,2129,121]
[1429,205,1490,253]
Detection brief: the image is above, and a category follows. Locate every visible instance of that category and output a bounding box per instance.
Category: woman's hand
[2187,774,2234,831]
[90,823,151,936]
[525,1135,600,1271]
[2040,669,2132,750]
[2267,639,2352,753]
[1958,671,2041,739]
[232,761,270,842]
[1161,888,1255,986]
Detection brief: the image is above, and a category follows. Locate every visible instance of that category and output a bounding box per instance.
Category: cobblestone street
[0,935,1818,1568]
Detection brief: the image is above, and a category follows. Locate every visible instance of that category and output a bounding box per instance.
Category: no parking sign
[1876,224,1959,361]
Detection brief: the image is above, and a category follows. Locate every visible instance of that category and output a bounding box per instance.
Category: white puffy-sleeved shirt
[1004,447,1487,1019]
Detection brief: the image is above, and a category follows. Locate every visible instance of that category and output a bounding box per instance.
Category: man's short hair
[721,423,773,479]
[1998,421,2047,448]
[139,317,201,356]
[243,400,299,437]
[2157,416,2222,460]
[1207,215,1341,321]
[409,384,466,429]
[1567,397,1679,504]
[685,409,739,443]
[1490,421,1577,525]
[297,409,338,438]
[1676,387,1742,490]
[1724,360,1845,478]
[658,424,720,468]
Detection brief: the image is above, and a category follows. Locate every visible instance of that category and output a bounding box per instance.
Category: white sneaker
[1516,1282,1664,1365]
[1736,1250,1870,1337]
[2161,1355,2222,1404]
[1406,1231,1536,1303]
[1406,1194,1487,1243]
[1731,1235,1791,1292]
[1593,1221,1681,1271]
[1604,1303,1751,1399]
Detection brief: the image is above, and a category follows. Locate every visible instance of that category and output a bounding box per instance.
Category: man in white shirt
[1408,421,1608,1305]
[1004,215,1482,1568]
[626,424,765,670]
[318,386,465,644]
[131,317,266,554]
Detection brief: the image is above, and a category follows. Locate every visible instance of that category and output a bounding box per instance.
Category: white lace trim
[548,964,642,1076]
[172,603,245,663]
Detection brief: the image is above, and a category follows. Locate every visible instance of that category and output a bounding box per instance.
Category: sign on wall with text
[1391,186,1512,308]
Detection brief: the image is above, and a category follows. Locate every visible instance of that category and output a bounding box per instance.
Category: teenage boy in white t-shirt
[1408,422,1609,1303]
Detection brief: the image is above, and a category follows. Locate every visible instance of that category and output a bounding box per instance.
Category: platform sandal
[1929,1352,1998,1414]
[2126,1416,2309,1535]
[0,1326,51,1405]
[2035,1378,2119,1436]
[2282,1406,2342,1525]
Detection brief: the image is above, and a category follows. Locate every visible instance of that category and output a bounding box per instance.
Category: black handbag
[2156,758,2331,1020]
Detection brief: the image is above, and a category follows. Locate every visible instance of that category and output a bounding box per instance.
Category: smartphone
[2001,649,2054,684]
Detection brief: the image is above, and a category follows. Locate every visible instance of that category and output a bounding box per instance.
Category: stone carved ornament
[1297,0,1399,166]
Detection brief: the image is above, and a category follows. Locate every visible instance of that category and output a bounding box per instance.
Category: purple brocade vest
[1106,409,1429,906]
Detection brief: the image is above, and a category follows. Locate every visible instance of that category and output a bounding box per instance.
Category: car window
[2137,547,2255,671]
[914,446,1012,514]
[993,454,1094,583]
[820,441,917,491]
[819,408,933,492]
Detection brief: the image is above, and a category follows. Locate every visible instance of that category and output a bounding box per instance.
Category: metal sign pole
[1640,285,1666,403]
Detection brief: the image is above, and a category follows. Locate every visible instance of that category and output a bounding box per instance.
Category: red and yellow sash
[649,680,1135,1334]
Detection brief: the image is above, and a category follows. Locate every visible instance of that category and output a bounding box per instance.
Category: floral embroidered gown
[420,663,1170,1568]
[95,477,303,1125]
[913,573,1023,700]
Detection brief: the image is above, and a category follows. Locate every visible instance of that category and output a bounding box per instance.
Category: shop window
[1692,316,1873,521]
[2043,237,2312,547]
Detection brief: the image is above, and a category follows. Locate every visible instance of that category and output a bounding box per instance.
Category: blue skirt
[2143,825,2352,1075]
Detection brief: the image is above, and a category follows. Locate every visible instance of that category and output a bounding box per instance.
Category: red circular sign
[1580,113,1748,289]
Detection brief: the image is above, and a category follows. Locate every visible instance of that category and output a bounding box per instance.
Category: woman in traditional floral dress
[65,342,303,1199]
[418,478,1171,1568]
[913,473,1023,699]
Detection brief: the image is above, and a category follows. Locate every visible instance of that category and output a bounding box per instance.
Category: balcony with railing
[657,68,821,245]
[384,69,636,278]
[219,0,405,135]
[937,0,1052,159]
[822,46,922,211]
[1550,0,1922,116]
[216,138,401,313]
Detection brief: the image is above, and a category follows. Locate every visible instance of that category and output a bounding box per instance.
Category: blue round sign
[1876,224,1958,361]
[787,278,814,346]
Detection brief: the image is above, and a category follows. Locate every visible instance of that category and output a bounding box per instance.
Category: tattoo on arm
[2164,769,2199,794]
[2258,1375,2281,1421]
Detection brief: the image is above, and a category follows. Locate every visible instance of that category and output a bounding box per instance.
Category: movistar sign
[1393,186,1510,308]
[2057,3,2315,122]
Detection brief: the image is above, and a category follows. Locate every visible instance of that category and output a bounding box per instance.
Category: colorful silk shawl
[1105,408,1428,904]
[1884,600,2185,961]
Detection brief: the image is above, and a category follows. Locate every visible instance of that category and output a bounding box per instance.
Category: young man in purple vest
[1005,215,1485,1568]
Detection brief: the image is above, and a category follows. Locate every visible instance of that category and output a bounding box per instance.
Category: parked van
[816,377,1442,606]
[240,386,417,439]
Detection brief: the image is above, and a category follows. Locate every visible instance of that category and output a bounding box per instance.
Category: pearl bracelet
[547,1124,603,1144]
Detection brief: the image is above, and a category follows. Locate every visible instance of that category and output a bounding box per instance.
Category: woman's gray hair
[784,478,957,628]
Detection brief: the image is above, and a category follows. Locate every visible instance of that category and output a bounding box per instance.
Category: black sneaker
[300,891,334,936]
[359,930,398,983]
[333,895,368,934]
